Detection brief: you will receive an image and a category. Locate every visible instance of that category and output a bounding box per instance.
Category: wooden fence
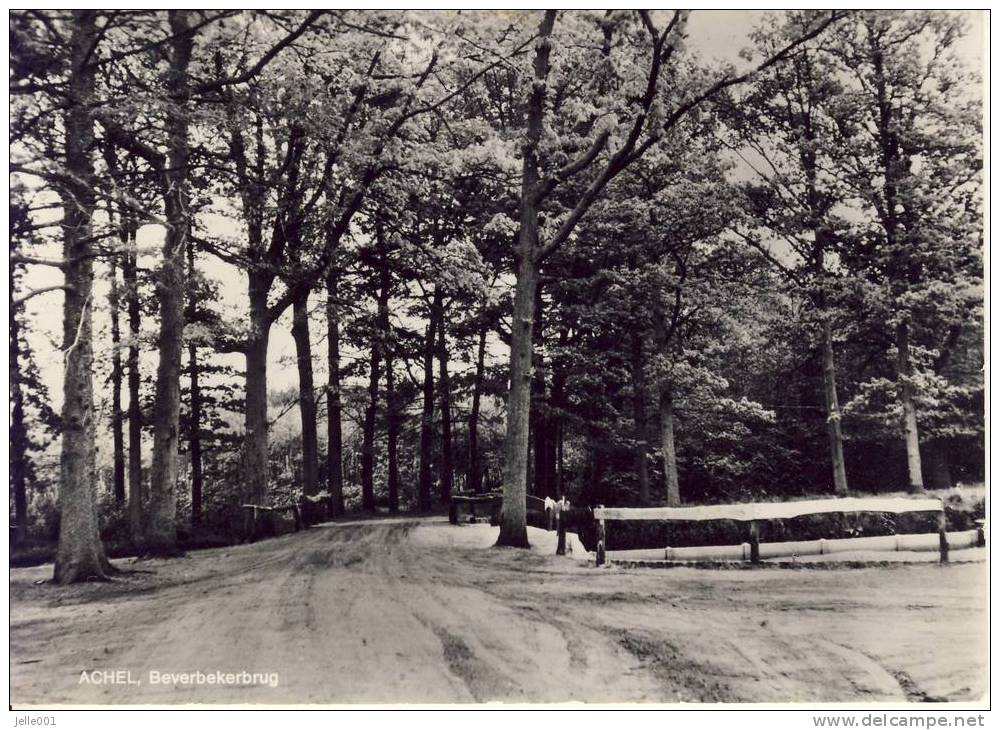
[241,502,302,539]
[592,497,956,567]
[449,492,503,524]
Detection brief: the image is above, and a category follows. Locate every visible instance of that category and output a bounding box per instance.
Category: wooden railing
[526,495,547,511]
[241,502,303,538]
[449,492,503,524]
[592,496,953,567]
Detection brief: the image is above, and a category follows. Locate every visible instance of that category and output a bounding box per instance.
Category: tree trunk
[385,353,400,513]
[123,224,143,542]
[186,243,203,528]
[188,342,203,528]
[531,287,550,498]
[326,268,344,516]
[870,33,923,494]
[54,9,111,583]
[547,329,567,500]
[498,10,556,547]
[820,319,849,496]
[659,383,680,507]
[544,367,561,501]
[376,250,400,513]
[555,418,564,499]
[896,320,924,493]
[436,297,453,503]
[243,292,271,509]
[467,318,488,494]
[923,327,961,491]
[291,293,320,498]
[499,246,539,547]
[144,10,192,556]
[361,318,381,513]
[384,361,400,514]
[417,304,437,511]
[632,336,651,505]
[10,278,28,546]
[109,256,126,504]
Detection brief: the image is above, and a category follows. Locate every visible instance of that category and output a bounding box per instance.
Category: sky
[15,10,988,436]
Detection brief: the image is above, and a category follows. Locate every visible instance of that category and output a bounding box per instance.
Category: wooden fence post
[596,506,606,567]
[749,520,760,564]
[556,508,566,556]
[939,510,949,564]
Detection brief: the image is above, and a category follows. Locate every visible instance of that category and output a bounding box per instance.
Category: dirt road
[9,517,988,705]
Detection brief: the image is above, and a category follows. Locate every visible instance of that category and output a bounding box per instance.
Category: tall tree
[326,265,345,515]
[202,12,493,515]
[830,11,982,493]
[198,12,341,519]
[375,240,401,513]
[466,313,490,494]
[53,10,112,582]
[9,188,60,546]
[144,9,193,555]
[100,143,146,540]
[360,305,381,513]
[291,292,321,499]
[122,222,143,539]
[186,241,204,527]
[530,288,551,498]
[436,296,454,502]
[727,14,859,495]
[417,303,438,510]
[10,274,29,546]
[497,10,841,545]
[108,254,126,504]
[630,334,652,505]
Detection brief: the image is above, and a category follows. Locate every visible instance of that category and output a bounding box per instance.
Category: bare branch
[537,10,848,263]
[13,284,73,306]
[10,254,67,269]
[96,114,167,174]
[63,292,91,369]
[533,129,611,204]
[729,227,807,289]
[191,10,323,95]
[630,11,850,165]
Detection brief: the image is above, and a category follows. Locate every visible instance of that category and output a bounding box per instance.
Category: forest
[9,10,984,584]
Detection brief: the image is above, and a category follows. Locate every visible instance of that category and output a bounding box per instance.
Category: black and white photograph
[7,7,988,713]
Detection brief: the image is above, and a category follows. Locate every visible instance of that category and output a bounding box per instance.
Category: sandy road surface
[10,517,988,705]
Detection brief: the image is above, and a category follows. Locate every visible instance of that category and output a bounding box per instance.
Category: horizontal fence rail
[593,497,944,523]
[605,529,981,563]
